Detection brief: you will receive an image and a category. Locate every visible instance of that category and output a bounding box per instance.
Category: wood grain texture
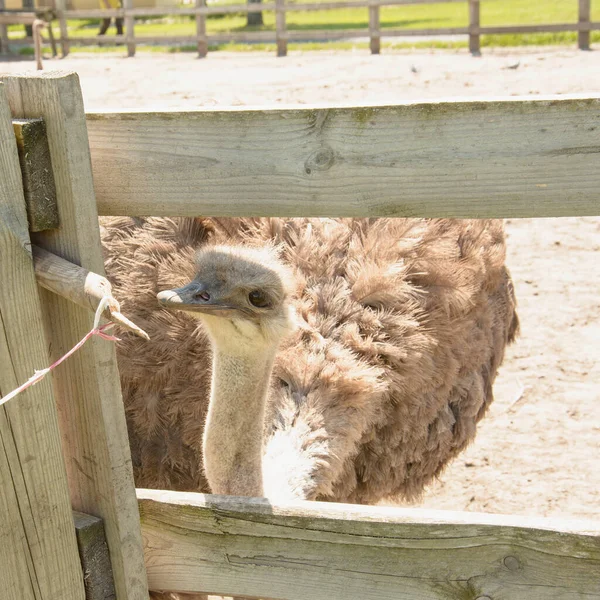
[32,245,150,340]
[86,96,600,218]
[12,118,59,231]
[1,72,149,600]
[0,82,85,600]
[138,489,600,599]
[32,245,113,314]
[74,512,117,600]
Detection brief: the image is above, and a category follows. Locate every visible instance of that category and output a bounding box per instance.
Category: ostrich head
[157,245,296,352]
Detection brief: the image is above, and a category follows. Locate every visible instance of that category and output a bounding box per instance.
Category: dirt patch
[2,47,598,520]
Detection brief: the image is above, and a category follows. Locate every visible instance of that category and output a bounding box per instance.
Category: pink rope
[0,321,120,409]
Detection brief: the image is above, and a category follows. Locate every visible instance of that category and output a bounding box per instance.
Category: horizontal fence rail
[86,95,600,219]
[138,489,600,599]
[23,0,597,58]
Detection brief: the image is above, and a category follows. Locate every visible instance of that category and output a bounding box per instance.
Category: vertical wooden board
[196,0,207,57]
[0,83,85,600]
[55,0,69,55]
[12,118,59,232]
[579,0,591,50]
[275,0,286,57]
[123,0,135,57]
[1,72,149,600]
[468,0,480,55]
[74,512,117,600]
[0,0,8,54]
[369,5,380,54]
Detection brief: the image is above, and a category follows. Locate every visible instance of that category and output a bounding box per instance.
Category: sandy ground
[2,46,600,109]
[2,47,599,521]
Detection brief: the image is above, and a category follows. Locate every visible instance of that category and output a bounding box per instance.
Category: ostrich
[101,216,518,504]
[157,245,296,498]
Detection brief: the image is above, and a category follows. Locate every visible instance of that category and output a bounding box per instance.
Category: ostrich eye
[248,290,270,308]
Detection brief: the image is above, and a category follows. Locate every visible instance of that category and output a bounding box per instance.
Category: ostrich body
[101,217,518,504]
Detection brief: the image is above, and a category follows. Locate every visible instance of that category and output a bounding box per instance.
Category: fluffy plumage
[100,217,518,504]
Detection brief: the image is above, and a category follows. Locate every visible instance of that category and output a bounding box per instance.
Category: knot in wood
[305,146,335,174]
[503,555,520,571]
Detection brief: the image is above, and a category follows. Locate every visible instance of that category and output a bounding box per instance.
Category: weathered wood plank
[74,512,116,600]
[379,25,469,36]
[1,72,149,600]
[275,0,286,56]
[86,96,600,219]
[368,4,380,54]
[12,118,59,231]
[0,13,36,24]
[32,245,150,340]
[477,23,581,34]
[123,0,135,56]
[579,0,591,49]
[0,0,9,52]
[55,0,69,55]
[138,490,600,599]
[195,0,207,57]
[64,8,125,18]
[62,35,126,44]
[286,27,370,39]
[0,82,85,600]
[468,0,479,56]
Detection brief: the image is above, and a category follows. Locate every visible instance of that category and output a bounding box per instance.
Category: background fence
[0,0,598,58]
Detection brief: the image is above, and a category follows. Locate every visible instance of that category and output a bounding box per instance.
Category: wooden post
[578,0,591,50]
[468,0,480,56]
[0,0,9,53]
[0,82,85,600]
[55,0,69,56]
[275,0,286,57]
[12,118,59,232]
[47,19,58,57]
[196,0,207,58]
[33,19,43,69]
[74,512,117,600]
[1,72,149,600]
[123,0,135,57]
[369,2,380,54]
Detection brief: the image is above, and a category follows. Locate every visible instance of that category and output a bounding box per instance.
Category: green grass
[7,0,600,50]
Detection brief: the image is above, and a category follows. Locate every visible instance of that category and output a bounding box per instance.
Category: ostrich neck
[202,345,276,497]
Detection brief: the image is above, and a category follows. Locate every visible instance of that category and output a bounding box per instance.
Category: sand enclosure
[2,46,598,520]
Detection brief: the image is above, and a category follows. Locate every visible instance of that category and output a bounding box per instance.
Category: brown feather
[101,217,518,504]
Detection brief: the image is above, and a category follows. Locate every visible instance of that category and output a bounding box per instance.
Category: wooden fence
[2,0,592,58]
[1,70,600,599]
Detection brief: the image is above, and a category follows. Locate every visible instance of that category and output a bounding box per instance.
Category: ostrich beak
[157,282,244,318]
